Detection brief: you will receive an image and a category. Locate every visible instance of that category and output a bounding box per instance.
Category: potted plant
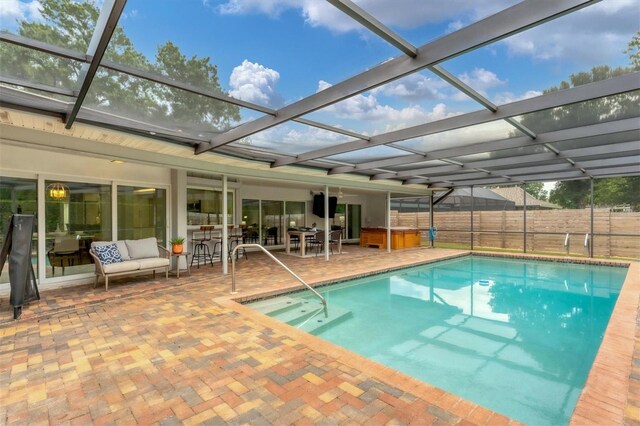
[169,236,185,254]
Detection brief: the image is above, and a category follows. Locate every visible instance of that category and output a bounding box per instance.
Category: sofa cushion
[126,237,159,260]
[137,258,170,269]
[93,243,123,265]
[92,240,130,260]
[103,260,141,274]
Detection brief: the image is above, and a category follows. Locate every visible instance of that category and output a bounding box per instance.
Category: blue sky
[1,0,638,155]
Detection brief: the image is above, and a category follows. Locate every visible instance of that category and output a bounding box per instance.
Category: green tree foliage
[0,0,239,130]
[518,33,640,210]
[523,182,546,201]
[549,178,640,210]
[625,31,640,70]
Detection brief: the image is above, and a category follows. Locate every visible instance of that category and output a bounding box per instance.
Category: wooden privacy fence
[391,208,640,259]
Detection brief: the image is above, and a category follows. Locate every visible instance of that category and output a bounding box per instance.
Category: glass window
[117,186,166,244]
[45,180,111,278]
[347,204,361,239]
[261,201,284,246]
[187,188,233,226]
[0,177,37,284]
[241,199,260,244]
[285,201,305,229]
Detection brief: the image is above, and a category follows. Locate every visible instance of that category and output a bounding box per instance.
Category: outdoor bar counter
[360,227,421,249]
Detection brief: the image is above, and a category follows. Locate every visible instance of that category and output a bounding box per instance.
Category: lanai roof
[0,0,638,189]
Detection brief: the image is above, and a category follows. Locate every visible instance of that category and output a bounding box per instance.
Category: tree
[0,0,239,131]
[516,33,640,210]
[524,182,547,201]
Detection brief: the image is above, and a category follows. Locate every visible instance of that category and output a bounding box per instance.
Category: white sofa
[89,237,170,290]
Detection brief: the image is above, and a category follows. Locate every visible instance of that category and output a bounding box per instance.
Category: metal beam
[0,31,87,62]
[578,155,640,168]
[273,71,639,167]
[329,118,639,174]
[326,0,417,57]
[561,140,640,157]
[422,170,587,186]
[65,0,126,129]
[372,152,559,180]
[433,188,454,205]
[197,0,598,154]
[589,165,640,176]
[0,76,76,97]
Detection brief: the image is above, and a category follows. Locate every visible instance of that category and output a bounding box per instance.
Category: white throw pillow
[125,237,159,259]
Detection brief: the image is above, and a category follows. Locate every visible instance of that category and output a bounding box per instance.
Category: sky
[0,0,638,159]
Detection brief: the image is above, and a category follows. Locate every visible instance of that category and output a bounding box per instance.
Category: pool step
[250,296,303,316]
[297,306,353,335]
[251,298,353,335]
[276,300,325,325]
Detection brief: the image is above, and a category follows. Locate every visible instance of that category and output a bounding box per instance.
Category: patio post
[523,184,528,253]
[325,186,330,261]
[590,178,594,258]
[470,186,474,250]
[429,193,434,248]
[387,192,391,253]
[222,175,228,274]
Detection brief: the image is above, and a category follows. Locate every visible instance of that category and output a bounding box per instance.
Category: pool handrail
[230,243,327,308]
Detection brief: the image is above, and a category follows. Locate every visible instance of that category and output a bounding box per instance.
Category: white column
[324,186,330,261]
[222,175,228,274]
[171,169,188,270]
[387,192,391,253]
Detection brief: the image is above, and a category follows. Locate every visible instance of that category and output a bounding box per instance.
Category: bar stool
[190,225,214,268]
[229,226,248,260]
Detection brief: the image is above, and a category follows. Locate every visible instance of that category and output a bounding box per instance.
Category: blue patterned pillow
[93,243,123,265]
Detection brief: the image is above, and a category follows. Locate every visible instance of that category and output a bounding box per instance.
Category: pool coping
[214,250,638,425]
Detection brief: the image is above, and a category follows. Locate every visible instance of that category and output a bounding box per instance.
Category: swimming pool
[247,255,628,425]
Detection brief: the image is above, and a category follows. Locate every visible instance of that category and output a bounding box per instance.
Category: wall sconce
[47,182,69,200]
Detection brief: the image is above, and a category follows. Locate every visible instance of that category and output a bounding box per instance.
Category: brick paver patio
[0,245,637,425]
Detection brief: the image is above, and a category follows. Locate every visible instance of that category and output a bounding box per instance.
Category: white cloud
[374,73,448,101]
[229,60,283,108]
[244,122,353,153]
[502,0,639,65]
[317,80,458,133]
[215,0,518,33]
[459,68,505,93]
[0,0,42,30]
[493,90,542,105]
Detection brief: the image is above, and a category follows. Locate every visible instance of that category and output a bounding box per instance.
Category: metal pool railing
[230,243,327,308]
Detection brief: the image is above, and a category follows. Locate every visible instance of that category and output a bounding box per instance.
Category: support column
[590,178,594,258]
[429,193,434,248]
[523,184,528,254]
[470,186,474,250]
[324,186,330,261]
[222,175,228,274]
[171,169,188,270]
[387,192,391,253]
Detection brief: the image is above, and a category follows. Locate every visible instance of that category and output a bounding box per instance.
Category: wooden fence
[391,208,640,259]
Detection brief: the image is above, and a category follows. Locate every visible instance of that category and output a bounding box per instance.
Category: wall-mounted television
[312,194,337,218]
[187,200,201,213]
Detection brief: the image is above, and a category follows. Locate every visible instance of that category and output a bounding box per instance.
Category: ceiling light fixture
[46,182,69,200]
[111,159,124,164]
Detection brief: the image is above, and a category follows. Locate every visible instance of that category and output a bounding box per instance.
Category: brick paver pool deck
[0,246,637,425]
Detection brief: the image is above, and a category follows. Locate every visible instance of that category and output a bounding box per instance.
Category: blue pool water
[248,255,628,425]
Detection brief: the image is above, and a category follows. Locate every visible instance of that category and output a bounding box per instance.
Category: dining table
[285,229,319,257]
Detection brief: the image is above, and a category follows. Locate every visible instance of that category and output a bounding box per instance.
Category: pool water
[248,256,628,425]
